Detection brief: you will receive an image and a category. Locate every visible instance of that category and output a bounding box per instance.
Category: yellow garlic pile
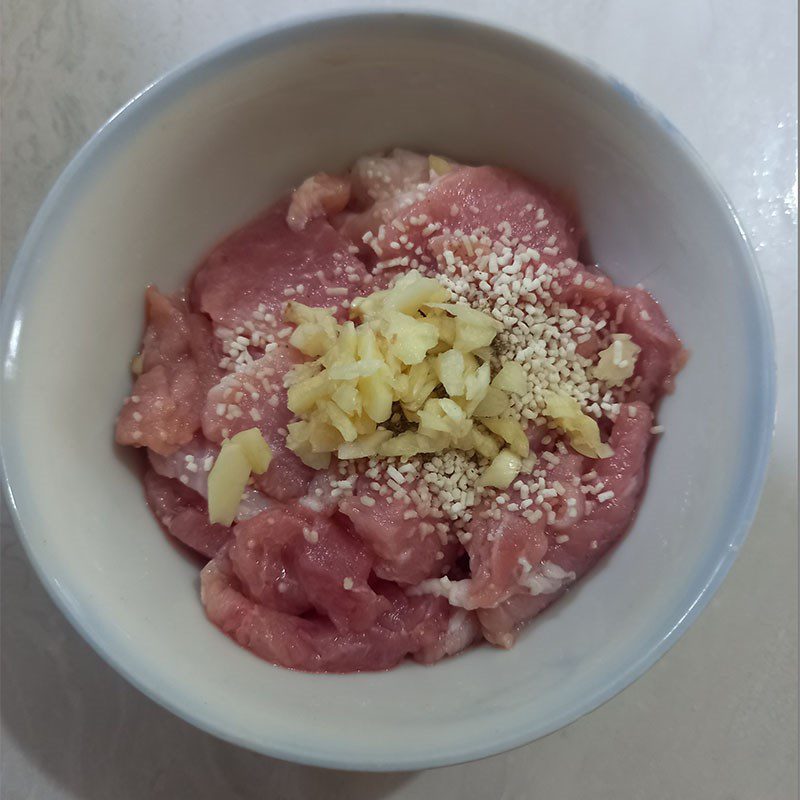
[285,270,538,488]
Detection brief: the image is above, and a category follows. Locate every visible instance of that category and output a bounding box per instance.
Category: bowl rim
[0,8,777,771]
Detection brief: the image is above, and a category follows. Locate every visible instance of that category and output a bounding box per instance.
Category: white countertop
[1,1,797,798]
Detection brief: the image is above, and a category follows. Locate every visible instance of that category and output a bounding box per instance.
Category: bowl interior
[1,14,773,770]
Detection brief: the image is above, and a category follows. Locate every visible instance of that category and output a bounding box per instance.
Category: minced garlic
[207,428,272,525]
[593,333,640,387]
[231,428,273,474]
[541,391,612,459]
[428,155,455,176]
[207,442,251,526]
[479,448,523,489]
[282,270,520,479]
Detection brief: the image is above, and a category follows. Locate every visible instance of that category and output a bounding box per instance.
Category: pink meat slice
[342,166,581,269]
[229,504,389,632]
[339,480,461,585]
[147,434,218,497]
[414,609,482,664]
[336,149,431,252]
[187,311,226,394]
[286,173,351,232]
[559,269,685,404]
[298,469,342,516]
[226,506,310,616]
[144,470,232,559]
[424,166,579,256]
[561,262,613,298]
[374,580,450,648]
[477,594,555,648]
[478,403,653,646]
[460,508,549,609]
[201,554,449,672]
[190,201,371,332]
[552,402,654,574]
[541,452,588,531]
[202,344,314,501]
[611,288,686,404]
[116,288,221,455]
[350,149,431,205]
[137,288,221,383]
[289,515,391,634]
[115,366,198,456]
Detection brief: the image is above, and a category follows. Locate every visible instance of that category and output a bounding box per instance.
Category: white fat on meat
[518,559,576,595]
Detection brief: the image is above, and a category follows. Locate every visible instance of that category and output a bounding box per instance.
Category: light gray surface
[1,1,796,798]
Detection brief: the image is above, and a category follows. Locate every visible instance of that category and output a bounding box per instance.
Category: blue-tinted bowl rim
[0,9,777,771]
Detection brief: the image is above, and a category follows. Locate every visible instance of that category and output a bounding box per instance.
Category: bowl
[0,11,775,770]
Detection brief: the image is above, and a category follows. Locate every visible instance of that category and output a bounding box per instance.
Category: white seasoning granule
[342,577,354,590]
[420,522,436,536]
[387,466,405,484]
[361,495,376,507]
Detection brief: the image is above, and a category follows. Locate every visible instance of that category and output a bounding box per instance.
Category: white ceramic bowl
[1,11,775,771]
